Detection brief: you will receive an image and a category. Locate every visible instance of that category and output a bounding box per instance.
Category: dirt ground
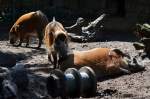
[0,31,150,99]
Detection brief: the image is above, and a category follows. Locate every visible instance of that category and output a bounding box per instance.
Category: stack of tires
[47,66,97,98]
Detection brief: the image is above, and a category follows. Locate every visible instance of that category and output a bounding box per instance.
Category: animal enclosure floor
[0,40,150,99]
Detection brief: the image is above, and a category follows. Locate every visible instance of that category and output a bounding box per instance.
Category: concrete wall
[52,0,150,32]
[0,0,150,32]
[103,0,150,32]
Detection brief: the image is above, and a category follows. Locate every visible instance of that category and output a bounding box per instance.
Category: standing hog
[44,18,69,69]
[9,10,49,48]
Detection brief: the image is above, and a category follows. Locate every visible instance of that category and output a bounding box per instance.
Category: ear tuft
[52,17,56,22]
[14,25,19,32]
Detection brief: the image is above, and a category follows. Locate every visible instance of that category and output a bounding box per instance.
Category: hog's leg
[16,36,23,47]
[37,32,42,48]
[48,53,57,69]
[25,36,30,47]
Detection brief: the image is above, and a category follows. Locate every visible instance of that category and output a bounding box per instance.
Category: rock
[133,42,145,50]
[2,79,18,99]
[0,67,18,99]
[135,23,150,39]
[141,37,150,46]
[140,38,150,57]
[128,57,145,72]
[10,63,29,91]
[0,51,16,68]
[0,77,3,95]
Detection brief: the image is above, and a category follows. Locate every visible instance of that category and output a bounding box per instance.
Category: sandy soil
[0,36,150,99]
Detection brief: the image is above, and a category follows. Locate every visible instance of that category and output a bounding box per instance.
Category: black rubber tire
[46,69,66,98]
[79,66,97,97]
[65,68,81,98]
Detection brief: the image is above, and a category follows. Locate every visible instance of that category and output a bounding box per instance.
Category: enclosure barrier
[46,66,97,98]
[0,63,29,99]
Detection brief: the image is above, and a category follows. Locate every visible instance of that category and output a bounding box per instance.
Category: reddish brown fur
[44,18,69,68]
[59,48,129,77]
[9,10,49,48]
[44,20,67,48]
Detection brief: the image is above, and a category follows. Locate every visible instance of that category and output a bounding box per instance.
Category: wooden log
[66,14,106,42]
[65,17,86,35]
[82,14,106,33]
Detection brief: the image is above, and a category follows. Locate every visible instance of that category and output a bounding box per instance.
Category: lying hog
[57,47,145,78]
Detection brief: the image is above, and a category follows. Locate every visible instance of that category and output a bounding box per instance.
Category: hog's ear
[9,26,14,33]
[32,12,37,17]
[14,25,20,32]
